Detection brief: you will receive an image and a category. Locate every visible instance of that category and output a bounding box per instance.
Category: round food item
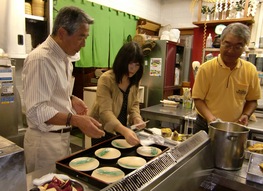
[117,156,146,169]
[172,130,179,141]
[36,176,83,191]
[91,167,125,183]
[69,157,99,171]
[111,139,134,149]
[161,128,172,137]
[248,143,263,154]
[136,146,162,157]
[95,147,121,159]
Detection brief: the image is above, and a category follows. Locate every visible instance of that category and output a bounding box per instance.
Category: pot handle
[227,135,238,141]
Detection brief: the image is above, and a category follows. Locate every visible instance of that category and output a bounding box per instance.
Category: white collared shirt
[22,36,74,131]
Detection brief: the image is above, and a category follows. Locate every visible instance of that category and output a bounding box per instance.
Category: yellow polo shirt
[192,55,261,122]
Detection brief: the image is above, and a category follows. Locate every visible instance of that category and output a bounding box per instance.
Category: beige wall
[87,0,162,23]
[88,0,263,48]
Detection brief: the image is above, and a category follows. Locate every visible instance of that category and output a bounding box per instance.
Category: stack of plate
[25,34,32,54]
[32,0,45,17]
[25,2,32,15]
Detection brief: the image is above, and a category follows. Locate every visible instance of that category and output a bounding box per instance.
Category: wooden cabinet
[25,0,53,50]
[0,0,52,58]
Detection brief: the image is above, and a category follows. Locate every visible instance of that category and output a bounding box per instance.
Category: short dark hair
[113,41,144,87]
[52,6,94,36]
[220,22,251,45]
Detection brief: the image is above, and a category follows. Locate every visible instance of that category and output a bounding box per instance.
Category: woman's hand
[133,117,146,130]
[71,95,88,115]
[122,128,140,146]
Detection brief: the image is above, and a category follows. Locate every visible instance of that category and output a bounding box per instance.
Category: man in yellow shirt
[192,22,261,133]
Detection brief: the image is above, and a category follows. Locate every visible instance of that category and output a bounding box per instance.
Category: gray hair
[52,6,94,36]
[220,22,251,45]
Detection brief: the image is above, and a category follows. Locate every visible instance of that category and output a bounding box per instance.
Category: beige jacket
[89,70,142,134]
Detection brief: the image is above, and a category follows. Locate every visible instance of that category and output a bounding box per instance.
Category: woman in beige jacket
[90,41,146,146]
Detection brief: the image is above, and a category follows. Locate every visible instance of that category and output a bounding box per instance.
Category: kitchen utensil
[130,120,150,130]
[209,121,249,170]
[139,132,165,146]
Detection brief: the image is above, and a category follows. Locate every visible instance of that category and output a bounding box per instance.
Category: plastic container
[206,33,213,48]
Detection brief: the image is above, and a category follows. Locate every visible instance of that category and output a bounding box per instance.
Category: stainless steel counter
[247,118,263,133]
[26,147,263,191]
[140,104,196,133]
[212,160,263,191]
[140,104,263,135]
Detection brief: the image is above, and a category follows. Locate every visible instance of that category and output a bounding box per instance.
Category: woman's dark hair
[52,6,94,36]
[113,41,144,87]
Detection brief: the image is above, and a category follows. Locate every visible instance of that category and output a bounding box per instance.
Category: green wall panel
[53,0,137,68]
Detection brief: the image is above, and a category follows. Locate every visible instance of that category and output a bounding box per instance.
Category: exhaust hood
[0,0,26,59]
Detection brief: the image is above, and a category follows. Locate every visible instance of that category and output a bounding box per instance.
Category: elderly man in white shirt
[22,6,105,173]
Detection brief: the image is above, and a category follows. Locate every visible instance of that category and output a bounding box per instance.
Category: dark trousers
[193,114,209,134]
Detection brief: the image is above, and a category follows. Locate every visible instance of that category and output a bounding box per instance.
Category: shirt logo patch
[236,89,247,96]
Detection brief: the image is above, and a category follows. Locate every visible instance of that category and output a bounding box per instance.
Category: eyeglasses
[221,41,245,51]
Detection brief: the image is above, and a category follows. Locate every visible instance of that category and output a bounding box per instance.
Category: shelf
[193,17,254,27]
[204,48,220,52]
[25,14,46,21]
[164,86,181,91]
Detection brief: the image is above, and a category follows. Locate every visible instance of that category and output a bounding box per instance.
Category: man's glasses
[221,41,244,51]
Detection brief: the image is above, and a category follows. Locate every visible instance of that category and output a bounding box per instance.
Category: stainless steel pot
[208,122,249,170]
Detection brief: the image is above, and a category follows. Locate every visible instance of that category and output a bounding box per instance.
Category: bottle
[174,67,180,85]
[206,33,213,48]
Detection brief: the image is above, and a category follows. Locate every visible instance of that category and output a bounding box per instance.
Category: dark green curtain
[90,4,110,67]
[53,0,138,68]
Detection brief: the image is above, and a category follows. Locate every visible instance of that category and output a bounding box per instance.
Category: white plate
[136,146,162,157]
[111,139,134,149]
[95,147,121,159]
[91,167,125,183]
[69,157,99,171]
[117,156,146,169]
[38,179,83,191]
[215,24,226,35]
